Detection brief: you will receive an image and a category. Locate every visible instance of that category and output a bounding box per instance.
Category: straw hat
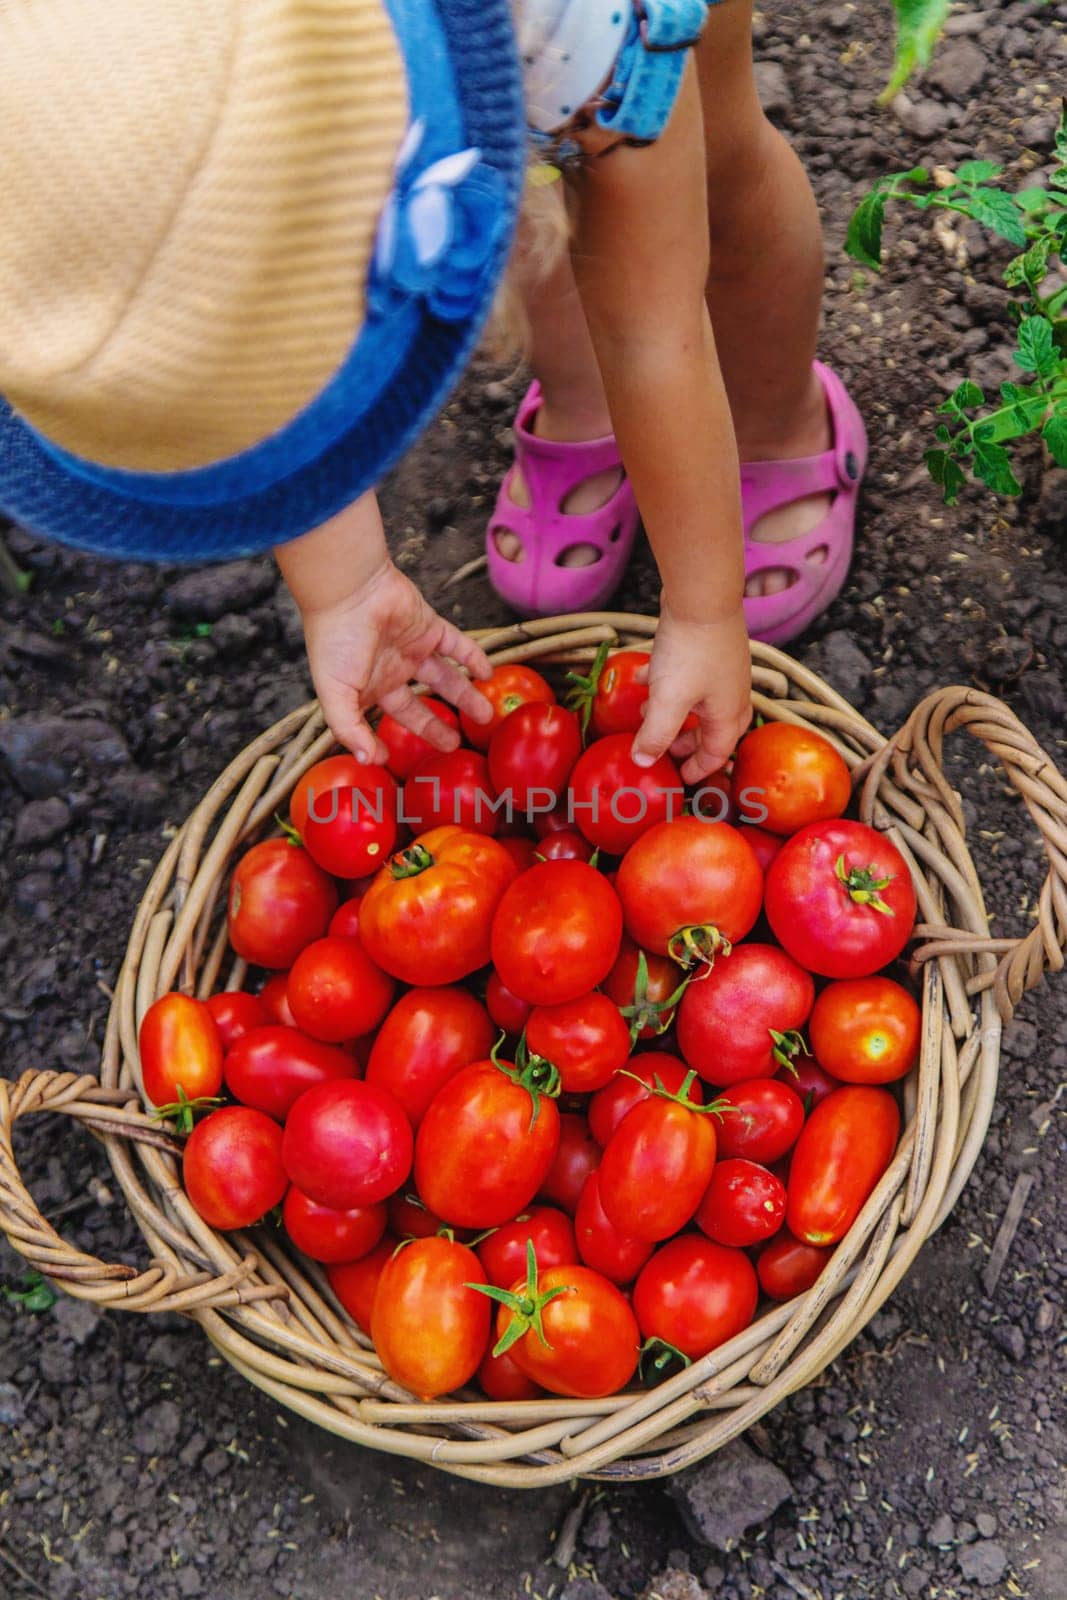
[0,0,525,560]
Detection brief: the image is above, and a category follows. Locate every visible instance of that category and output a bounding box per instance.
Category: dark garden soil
[1,5,1065,1599]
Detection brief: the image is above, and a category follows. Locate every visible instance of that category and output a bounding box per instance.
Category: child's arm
[568,62,751,782]
[275,491,492,763]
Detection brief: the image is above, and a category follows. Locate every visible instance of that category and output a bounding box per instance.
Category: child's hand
[300,559,493,764]
[630,603,752,784]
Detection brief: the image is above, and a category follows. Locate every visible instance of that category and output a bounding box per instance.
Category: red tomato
[535,830,595,863]
[537,1112,601,1214]
[294,757,398,879]
[616,818,763,965]
[696,1158,786,1248]
[588,1052,699,1147]
[488,703,582,816]
[676,943,815,1086]
[569,647,700,741]
[568,734,683,855]
[204,991,268,1052]
[459,664,555,749]
[739,824,785,874]
[602,936,687,1041]
[776,1055,843,1111]
[633,1237,758,1360]
[372,1236,491,1399]
[477,1206,577,1289]
[258,972,296,1027]
[497,834,540,874]
[401,749,500,836]
[365,986,495,1128]
[378,697,460,781]
[809,976,921,1085]
[478,1347,543,1401]
[327,1236,397,1332]
[361,826,517,986]
[486,970,532,1036]
[491,860,623,1005]
[139,994,223,1118]
[598,1072,719,1241]
[574,1170,654,1285]
[732,722,852,836]
[787,1086,901,1245]
[758,1231,833,1301]
[414,1055,561,1228]
[532,803,575,839]
[715,1078,805,1165]
[223,1025,354,1120]
[282,1079,413,1211]
[765,820,917,979]
[492,1258,639,1399]
[387,1191,451,1241]
[227,839,337,969]
[286,936,395,1044]
[183,1106,287,1230]
[328,896,363,939]
[282,1187,386,1265]
[526,992,631,1094]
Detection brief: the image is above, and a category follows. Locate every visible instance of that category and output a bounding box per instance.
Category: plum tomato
[602,935,687,1041]
[535,829,595,863]
[282,1187,387,1265]
[139,994,223,1123]
[738,824,785,874]
[258,972,296,1026]
[477,1206,577,1290]
[765,819,917,979]
[286,936,395,1043]
[598,1070,720,1241]
[459,664,555,749]
[371,1236,491,1399]
[616,817,763,966]
[633,1237,758,1361]
[378,697,460,781]
[758,1231,833,1301]
[183,1106,287,1231]
[487,703,582,816]
[292,756,398,879]
[588,1052,699,1147]
[361,826,517,986]
[787,1085,900,1246]
[365,985,495,1128]
[775,1055,843,1110]
[486,970,533,1036]
[695,1158,787,1248]
[401,749,500,836]
[223,1025,355,1120]
[327,1235,398,1331]
[490,859,623,1005]
[574,1170,654,1285]
[808,976,921,1085]
[204,991,268,1052]
[536,1112,601,1215]
[414,1052,561,1229]
[675,943,815,1085]
[227,838,337,969]
[489,1251,639,1399]
[568,734,683,855]
[713,1077,805,1165]
[478,1346,543,1401]
[282,1079,413,1211]
[731,722,852,836]
[387,1191,450,1241]
[566,645,701,741]
[328,896,363,939]
[526,991,631,1094]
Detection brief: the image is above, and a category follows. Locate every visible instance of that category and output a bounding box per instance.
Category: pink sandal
[741,362,867,646]
[485,382,640,617]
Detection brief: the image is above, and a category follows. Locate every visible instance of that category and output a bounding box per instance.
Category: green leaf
[955,161,1003,185]
[845,189,887,270]
[1044,406,1067,468]
[955,188,1029,248]
[925,448,967,504]
[1014,315,1059,377]
[1055,98,1067,172]
[951,380,986,412]
[972,441,1023,497]
[2,1270,59,1313]
[1014,187,1053,215]
[934,423,952,443]
[881,0,950,103]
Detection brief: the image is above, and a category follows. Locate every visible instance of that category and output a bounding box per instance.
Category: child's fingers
[436,620,493,686]
[679,716,745,786]
[419,653,494,724]
[377,685,460,754]
[630,685,687,769]
[318,683,388,767]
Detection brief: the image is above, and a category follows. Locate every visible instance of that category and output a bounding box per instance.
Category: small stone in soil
[927,1514,955,1546]
[640,1570,709,1600]
[52,1296,103,1347]
[0,1381,24,1425]
[991,1323,1026,1363]
[957,1541,1008,1586]
[668,1440,793,1552]
[14,796,72,847]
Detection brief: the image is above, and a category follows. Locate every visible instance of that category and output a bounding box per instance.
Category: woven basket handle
[862,685,1067,1021]
[0,1070,285,1313]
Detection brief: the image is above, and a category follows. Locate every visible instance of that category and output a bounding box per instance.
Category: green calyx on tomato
[149,1083,223,1136]
[834,854,894,914]
[274,814,304,848]
[769,1028,811,1072]
[492,1034,562,1131]
[389,842,436,880]
[618,1067,728,1119]
[617,950,690,1045]
[564,639,611,736]
[666,924,733,972]
[467,1239,571,1357]
[638,1336,692,1387]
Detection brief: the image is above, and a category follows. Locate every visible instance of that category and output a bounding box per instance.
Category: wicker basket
[3,613,1067,1486]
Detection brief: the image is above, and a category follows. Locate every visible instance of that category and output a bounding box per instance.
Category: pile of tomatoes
[139,649,921,1405]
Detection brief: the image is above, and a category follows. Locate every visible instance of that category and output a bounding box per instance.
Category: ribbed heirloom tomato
[371,1236,491,1399]
[676,942,815,1085]
[633,1237,758,1360]
[139,994,223,1123]
[365,986,495,1127]
[616,817,763,966]
[222,1025,355,1120]
[598,1069,721,1241]
[808,976,921,1084]
[787,1085,900,1245]
[490,859,623,1005]
[227,838,337,969]
[731,722,852,836]
[360,826,517,986]
[183,1106,288,1231]
[282,1079,413,1211]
